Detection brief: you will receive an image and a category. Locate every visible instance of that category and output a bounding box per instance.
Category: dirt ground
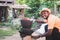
[0,32,46,40]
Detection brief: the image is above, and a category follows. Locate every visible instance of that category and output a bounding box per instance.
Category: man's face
[41,10,50,19]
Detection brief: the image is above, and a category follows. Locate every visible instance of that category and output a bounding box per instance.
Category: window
[7,2,12,4]
[0,1,5,3]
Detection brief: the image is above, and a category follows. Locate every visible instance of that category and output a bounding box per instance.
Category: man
[32,8,60,40]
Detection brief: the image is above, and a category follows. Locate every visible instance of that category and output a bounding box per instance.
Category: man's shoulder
[49,14,57,18]
[48,14,56,21]
[50,14,55,17]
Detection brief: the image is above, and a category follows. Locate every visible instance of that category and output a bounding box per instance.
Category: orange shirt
[47,14,60,32]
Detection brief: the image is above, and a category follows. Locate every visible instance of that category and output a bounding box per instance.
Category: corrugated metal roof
[10,4,31,9]
[0,0,14,2]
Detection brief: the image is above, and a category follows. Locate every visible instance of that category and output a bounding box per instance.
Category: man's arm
[36,19,47,23]
[31,29,53,38]
[40,29,53,37]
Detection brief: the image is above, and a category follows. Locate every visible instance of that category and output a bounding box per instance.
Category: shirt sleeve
[48,16,56,29]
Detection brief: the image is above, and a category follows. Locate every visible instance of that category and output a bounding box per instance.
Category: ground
[0,32,45,40]
[0,32,22,40]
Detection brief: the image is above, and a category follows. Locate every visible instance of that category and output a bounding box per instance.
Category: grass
[0,29,17,39]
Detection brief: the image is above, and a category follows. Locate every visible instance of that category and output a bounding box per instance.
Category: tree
[25,0,41,18]
[16,0,59,18]
[16,0,25,4]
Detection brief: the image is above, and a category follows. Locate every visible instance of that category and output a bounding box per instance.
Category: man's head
[39,8,51,19]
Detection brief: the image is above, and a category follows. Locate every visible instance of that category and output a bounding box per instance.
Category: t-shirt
[47,14,60,32]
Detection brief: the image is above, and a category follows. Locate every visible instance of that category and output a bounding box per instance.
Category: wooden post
[20,9,24,17]
[12,8,18,18]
